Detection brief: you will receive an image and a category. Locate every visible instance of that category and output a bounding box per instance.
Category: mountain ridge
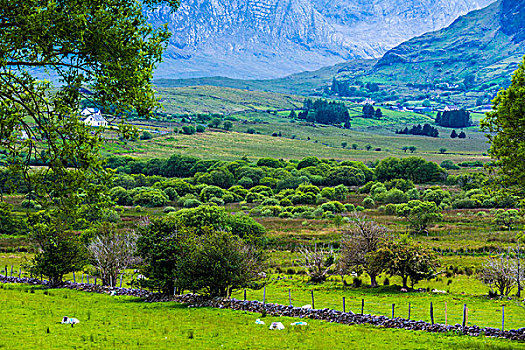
[149,0,495,79]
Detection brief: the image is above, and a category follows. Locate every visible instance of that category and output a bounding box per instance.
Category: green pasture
[0,284,523,349]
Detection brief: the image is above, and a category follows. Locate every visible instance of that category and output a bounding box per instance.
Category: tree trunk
[370,273,378,287]
[402,276,408,289]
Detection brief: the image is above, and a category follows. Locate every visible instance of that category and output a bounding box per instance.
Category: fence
[1,264,523,332]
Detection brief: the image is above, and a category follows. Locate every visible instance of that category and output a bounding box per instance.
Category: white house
[80,108,107,127]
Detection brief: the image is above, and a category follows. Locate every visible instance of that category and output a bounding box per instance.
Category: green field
[0,284,523,349]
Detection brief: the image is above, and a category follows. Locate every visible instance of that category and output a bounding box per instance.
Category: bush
[183,198,203,208]
[132,189,169,207]
[356,206,365,212]
[261,198,280,206]
[140,131,153,140]
[382,188,408,204]
[344,203,355,212]
[163,206,177,213]
[385,203,397,215]
[362,197,375,208]
[196,125,206,133]
[209,197,225,206]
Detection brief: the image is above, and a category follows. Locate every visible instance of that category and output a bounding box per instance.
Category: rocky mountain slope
[148,0,494,79]
[369,0,525,85]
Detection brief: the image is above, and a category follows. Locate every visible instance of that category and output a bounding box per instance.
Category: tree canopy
[482,56,525,194]
[0,0,179,284]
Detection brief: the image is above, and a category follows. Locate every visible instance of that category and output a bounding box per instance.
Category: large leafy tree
[0,0,179,283]
[481,56,525,194]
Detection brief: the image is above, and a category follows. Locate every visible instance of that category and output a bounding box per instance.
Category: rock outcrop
[147,0,495,79]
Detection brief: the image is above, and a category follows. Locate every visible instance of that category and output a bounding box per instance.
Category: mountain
[147,0,494,79]
[369,0,525,85]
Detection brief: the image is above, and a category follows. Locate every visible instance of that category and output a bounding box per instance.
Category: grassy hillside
[158,86,304,115]
[105,108,488,164]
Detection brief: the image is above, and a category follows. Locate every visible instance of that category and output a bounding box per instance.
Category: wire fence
[2,264,524,331]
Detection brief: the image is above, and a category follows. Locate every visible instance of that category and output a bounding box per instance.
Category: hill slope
[370,0,525,85]
[148,0,493,79]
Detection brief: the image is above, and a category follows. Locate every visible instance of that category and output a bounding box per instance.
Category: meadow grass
[0,284,523,350]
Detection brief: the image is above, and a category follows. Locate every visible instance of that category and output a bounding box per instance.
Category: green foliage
[223,121,233,131]
[482,56,525,193]
[396,200,443,234]
[29,218,88,286]
[440,160,460,170]
[375,157,446,183]
[0,202,28,235]
[370,235,439,289]
[170,205,265,239]
[175,229,265,297]
[493,209,520,230]
[140,131,153,140]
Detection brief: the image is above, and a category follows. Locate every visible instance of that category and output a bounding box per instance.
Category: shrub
[356,206,365,212]
[279,198,293,207]
[140,131,153,140]
[183,198,203,208]
[163,206,177,213]
[362,197,375,208]
[261,198,280,206]
[385,203,397,215]
[209,197,225,206]
[344,203,355,212]
[196,125,206,133]
[382,188,408,204]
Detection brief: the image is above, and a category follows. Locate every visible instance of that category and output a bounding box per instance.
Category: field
[104,106,489,165]
[0,284,523,349]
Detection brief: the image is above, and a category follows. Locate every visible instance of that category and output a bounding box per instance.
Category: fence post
[445,302,448,325]
[120,274,123,288]
[408,303,411,320]
[288,289,292,307]
[10,265,13,276]
[4,265,7,276]
[110,275,113,287]
[311,290,315,309]
[73,272,76,284]
[263,286,266,305]
[244,289,247,301]
[87,275,89,284]
[361,299,364,315]
[18,268,21,279]
[430,302,434,325]
[343,297,346,313]
[502,305,505,331]
[94,276,97,285]
[392,304,395,319]
[462,304,467,330]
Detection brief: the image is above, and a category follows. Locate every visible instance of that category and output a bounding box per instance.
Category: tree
[209,118,222,128]
[29,215,88,286]
[439,148,447,154]
[176,229,265,297]
[298,243,334,283]
[1,0,179,277]
[341,141,348,149]
[458,131,466,139]
[451,130,458,138]
[87,224,137,286]
[408,146,417,153]
[482,56,525,193]
[396,200,443,234]
[339,214,388,287]
[0,0,177,208]
[480,250,518,296]
[352,144,358,150]
[370,235,439,289]
[140,131,153,140]
[493,209,520,230]
[223,121,233,131]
